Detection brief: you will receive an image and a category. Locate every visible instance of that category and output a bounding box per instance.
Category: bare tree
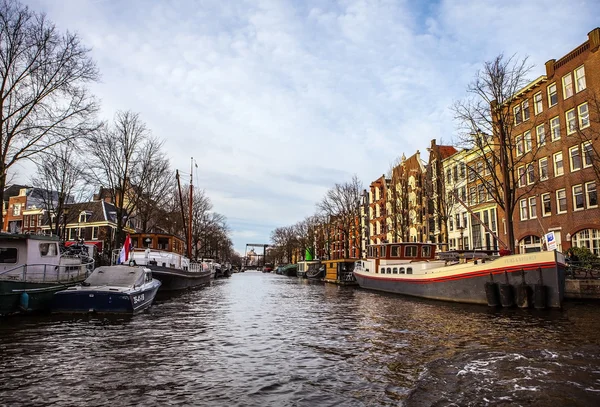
[135,153,173,233]
[87,111,165,249]
[317,174,363,258]
[0,0,99,227]
[453,54,539,253]
[293,214,320,260]
[270,225,297,264]
[30,145,90,238]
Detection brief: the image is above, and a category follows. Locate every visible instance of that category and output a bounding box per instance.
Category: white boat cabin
[358,242,445,276]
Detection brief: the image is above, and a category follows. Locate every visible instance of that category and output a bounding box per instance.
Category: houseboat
[296,260,320,278]
[322,259,357,285]
[353,242,565,308]
[0,234,94,316]
[53,265,161,314]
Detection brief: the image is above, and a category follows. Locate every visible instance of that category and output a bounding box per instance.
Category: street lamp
[457,226,465,251]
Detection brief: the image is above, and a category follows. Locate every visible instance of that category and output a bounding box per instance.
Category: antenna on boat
[188,157,194,260]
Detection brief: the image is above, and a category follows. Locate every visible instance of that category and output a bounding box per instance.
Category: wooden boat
[353,242,565,308]
[128,246,211,291]
[0,234,94,316]
[53,265,161,314]
[322,259,358,285]
[297,260,321,279]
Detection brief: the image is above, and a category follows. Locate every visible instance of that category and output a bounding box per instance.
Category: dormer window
[79,211,91,223]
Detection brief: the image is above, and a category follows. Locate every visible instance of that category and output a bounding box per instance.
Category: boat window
[145,272,152,282]
[0,248,18,263]
[391,245,400,257]
[386,267,391,274]
[379,246,386,257]
[393,267,398,274]
[404,245,418,257]
[407,267,413,274]
[422,245,432,258]
[39,243,58,257]
[380,267,385,274]
[399,267,405,274]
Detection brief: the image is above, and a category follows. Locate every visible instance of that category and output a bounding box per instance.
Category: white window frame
[541,193,551,217]
[516,134,524,156]
[533,91,543,115]
[585,181,597,208]
[524,131,532,152]
[582,142,593,168]
[520,199,528,220]
[572,184,584,211]
[574,65,586,92]
[522,100,530,121]
[566,109,577,135]
[536,124,546,146]
[578,102,589,129]
[553,151,564,176]
[548,83,557,107]
[513,105,522,125]
[92,226,99,240]
[526,163,535,185]
[528,196,537,219]
[539,157,548,181]
[556,189,567,214]
[518,165,526,187]
[550,116,560,140]
[569,145,581,172]
[562,73,573,99]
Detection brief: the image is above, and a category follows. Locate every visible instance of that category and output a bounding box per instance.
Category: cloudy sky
[19,0,598,253]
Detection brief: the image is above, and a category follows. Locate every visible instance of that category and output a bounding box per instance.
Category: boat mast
[188,157,193,259]
[176,170,188,253]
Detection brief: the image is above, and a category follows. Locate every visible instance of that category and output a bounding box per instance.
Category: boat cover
[84,266,146,287]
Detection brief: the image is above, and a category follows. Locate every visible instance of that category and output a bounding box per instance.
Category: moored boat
[281,264,298,277]
[353,242,565,308]
[322,259,357,285]
[297,260,320,279]
[53,265,161,314]
[0,234,95,316]
[306,263,326,281]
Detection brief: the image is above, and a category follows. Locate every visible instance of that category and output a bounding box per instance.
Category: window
[460,162,466,178]
[586,181,597,208]
[529,197,537,218]
[578,103,589,129]
[39,243,58,257]
[575,65,586,92]
[550,116,560,140]
[518,166,526,187]
[478,184,485,204]
[573,185,584,211]
[566,109,577,134]
[522,100,530,121]
[469,187,476,205]
[12,203,21,216]
[29,215,35,227]
[569,145,581,171]
[520,199,528,220]
[534,92,543,115]
[562,73,573,99]
[392,267,398,274]
[553,152,564,176]
[92,226,99,240]
[449,217,454,231]
[404,246,417,257]
[539,157,548,181]
[536,124,546,146]
[542,193,551,216]
[446,168,452,183]
[386,267,391,274]
[455,214,460,229]
[524,131,532,152]
[556,189,567,214]
[399,267,405,274]
[571,229,600,256]
[463,212,468,229]
[583,142,593,168]
[0,247,18,263]
[422,245,431,258]
[516,134,524,156]
[548,83,557,106]
[514,105,522,125]
[38,216,42,226]
[526,163,535,184]
[78,211,89,223]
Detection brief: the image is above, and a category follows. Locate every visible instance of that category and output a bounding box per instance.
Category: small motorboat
[53,265,161,314]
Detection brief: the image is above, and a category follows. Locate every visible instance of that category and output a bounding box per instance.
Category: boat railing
[566,260,600,279]
[0,258,94,283]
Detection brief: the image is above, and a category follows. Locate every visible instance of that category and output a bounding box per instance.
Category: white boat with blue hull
[53,265,161,314]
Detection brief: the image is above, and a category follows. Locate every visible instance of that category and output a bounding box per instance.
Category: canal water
[1,272,599,406]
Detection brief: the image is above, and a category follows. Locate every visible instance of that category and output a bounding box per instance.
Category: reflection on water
[1,273,599,406]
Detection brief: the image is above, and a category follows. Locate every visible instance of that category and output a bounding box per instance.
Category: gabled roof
[438,145,458,159]
[63,200,119,223]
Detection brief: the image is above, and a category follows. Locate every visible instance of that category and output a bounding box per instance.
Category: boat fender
[484,282,500,307]
[499,284,514,307]
[534,284,547,309]
[516,283,532,308]
[20,292,30,311]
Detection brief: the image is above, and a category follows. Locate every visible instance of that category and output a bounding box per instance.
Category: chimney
[545,59,556,78]
[589,27,600,52]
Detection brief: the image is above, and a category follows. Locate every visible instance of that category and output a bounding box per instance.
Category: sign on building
[545,231,557,251]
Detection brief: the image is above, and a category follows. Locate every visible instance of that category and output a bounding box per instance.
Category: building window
[578,103,589,129]
[571,229,600,256]
[574,65,586,92]
[526,163,535,185]
[516,134,524,156]
[524,131,532,152]
[478,184,485,203]
[539,157,548,181]
[542,193,551,216]
[78,211,89,223]
[38,216,42,226]
[92,226,99,240]
[562,73,574,99]
[569,145,581,172]
[449,217,454,231]
[534,92,543,115]
[582,142,593,168]
[520,199,528,220]
[446,168,452,184]
[514,105,522,125]
[573,185,585,211]
[460,162,466,178]
[553,151,564,176]
[548,83,557,107]
[536,124,546,146]
[12,203,21,216]
[529,197,537,219]
[550,116,560,140]
[522,100,530,121]
[586,181,598,208]
[469,187,476,205]
[29,216,35,227]
[518,166,526,187]
[556,189,567,214]
[566,109,577,134]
